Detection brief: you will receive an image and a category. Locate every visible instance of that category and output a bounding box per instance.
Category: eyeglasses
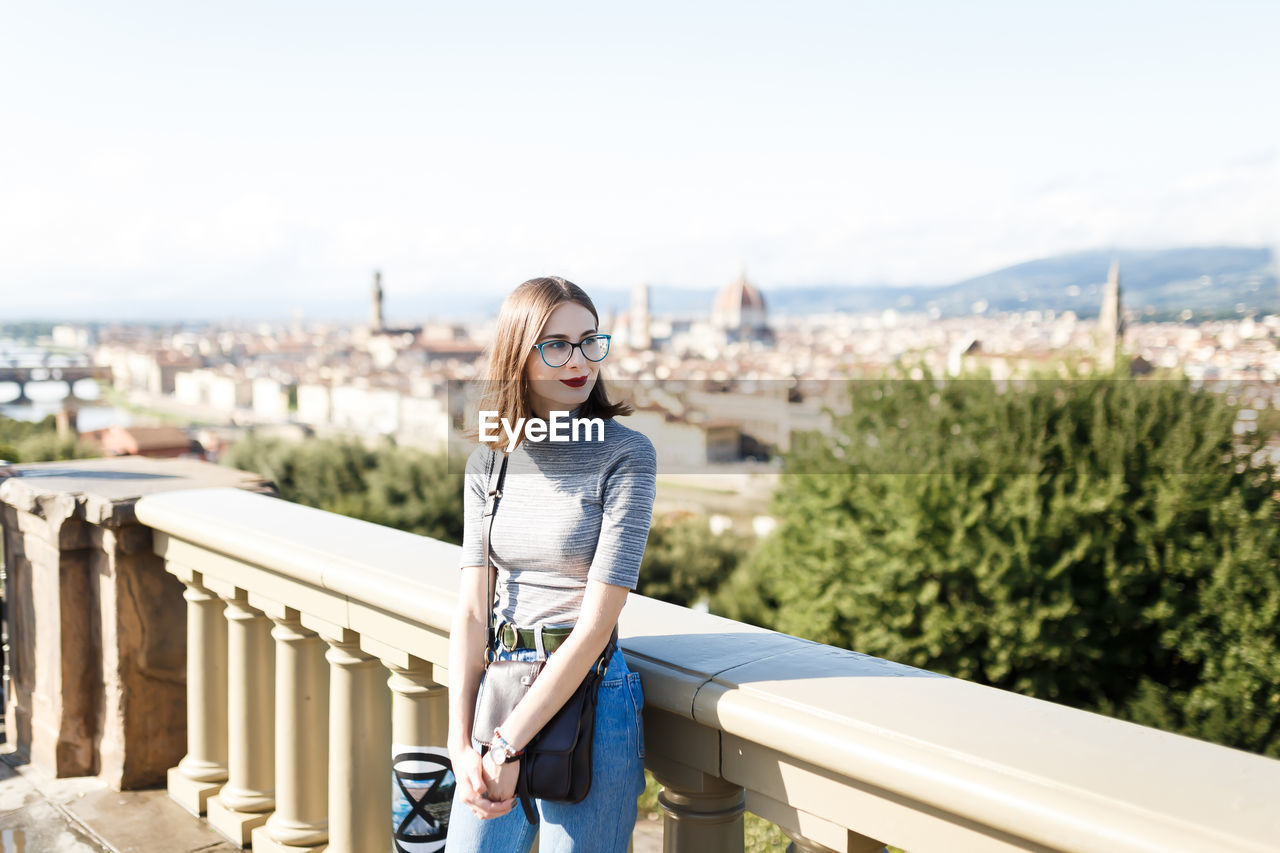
[532,334,611,368]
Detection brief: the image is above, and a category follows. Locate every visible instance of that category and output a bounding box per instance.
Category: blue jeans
[445,646,646,852]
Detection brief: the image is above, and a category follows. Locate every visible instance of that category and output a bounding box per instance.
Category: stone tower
[370,270,385,331]
[1098,259,1123,372]
[630,282,652,349]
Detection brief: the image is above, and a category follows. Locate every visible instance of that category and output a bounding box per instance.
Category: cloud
[2,136,1276,318]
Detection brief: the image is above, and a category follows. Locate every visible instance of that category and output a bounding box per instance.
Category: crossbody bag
[470,447,616,824]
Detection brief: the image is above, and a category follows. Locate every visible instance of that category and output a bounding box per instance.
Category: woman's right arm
[447,563,514,819]
[447,447,515,819]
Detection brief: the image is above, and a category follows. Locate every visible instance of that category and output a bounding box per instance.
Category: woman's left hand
[481,751,521,804]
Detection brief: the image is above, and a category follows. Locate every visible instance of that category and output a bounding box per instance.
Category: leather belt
[498,623,573,654]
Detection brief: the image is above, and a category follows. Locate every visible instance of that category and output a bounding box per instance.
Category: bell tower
[370,270,385,331]
[1098,259,1122,372]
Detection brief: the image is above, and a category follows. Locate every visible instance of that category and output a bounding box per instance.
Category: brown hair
[464,276,632,453]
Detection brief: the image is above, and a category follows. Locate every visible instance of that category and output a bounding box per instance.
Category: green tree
[359,442,466,542]
[0,413,98,462]
[222,434,465,544]
[638,515,753,607]
[716,378,1280,757]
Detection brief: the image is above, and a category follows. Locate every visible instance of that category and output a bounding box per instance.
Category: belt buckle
[499,623,518,651]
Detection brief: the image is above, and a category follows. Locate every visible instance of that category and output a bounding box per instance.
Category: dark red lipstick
[560,376,587,388]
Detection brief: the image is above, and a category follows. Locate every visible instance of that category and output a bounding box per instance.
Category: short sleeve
[587,432,658,589]
[457,445,492,570]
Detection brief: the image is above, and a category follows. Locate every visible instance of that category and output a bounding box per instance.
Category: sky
[2,1,1278,320]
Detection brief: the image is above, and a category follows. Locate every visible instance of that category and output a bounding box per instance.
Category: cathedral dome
[713,271,766,317]
[712,270,767,332]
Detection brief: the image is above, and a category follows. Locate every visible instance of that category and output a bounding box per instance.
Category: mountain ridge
[5,246,1275,323]
[615,246,1277,320]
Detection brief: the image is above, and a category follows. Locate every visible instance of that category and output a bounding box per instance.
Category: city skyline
[2,1,1278,319]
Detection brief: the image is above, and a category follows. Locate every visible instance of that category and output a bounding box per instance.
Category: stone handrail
[125,484,1280,853]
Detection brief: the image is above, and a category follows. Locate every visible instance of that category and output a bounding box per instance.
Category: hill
[611,246,1277,320]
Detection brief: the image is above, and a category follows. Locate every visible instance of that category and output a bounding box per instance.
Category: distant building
[371,269,385,332]
[330,384,401,435]
[711,269,774,345]
[51,324,95,350]
[630,283,652,349]
[947,335,981,377]
[628,405,742,468]
[151,353,203,395]
[208,373,254,412]
[174,368,220,407]
[398,392,450,453]
[416,340,485,364]
[295,383,332,427]
[1097,260,1124,372]
[252,377,293,421]
[359,270,423,361]
[81,425,201,459]
[96,345,181,394]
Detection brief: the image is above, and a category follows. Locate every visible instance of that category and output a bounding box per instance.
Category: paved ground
[0,751,238,853]
[0,705,234,853]
[0,748,663,853]
[632,810,664,853]
[0,759,103,853]
[0,699,661,853]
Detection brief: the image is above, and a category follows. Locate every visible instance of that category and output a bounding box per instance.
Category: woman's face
[524,301,601,420]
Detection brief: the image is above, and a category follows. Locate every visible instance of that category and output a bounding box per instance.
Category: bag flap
[527,675,598,753]
[473,659,543,745]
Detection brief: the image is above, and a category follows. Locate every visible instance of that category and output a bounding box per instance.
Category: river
[0,340,133,432]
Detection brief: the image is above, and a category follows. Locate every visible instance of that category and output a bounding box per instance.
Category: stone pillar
[386,658,450,851]
[0,458,272,789]
[206,592,276,846]
[387,659,448,751]
[327,632,391,853]
[167,574,228,816]
[253,612,330,853]
[0,494,98,777]
[655,772,745,853]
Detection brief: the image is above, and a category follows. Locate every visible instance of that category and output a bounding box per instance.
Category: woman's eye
[545,341,568,352]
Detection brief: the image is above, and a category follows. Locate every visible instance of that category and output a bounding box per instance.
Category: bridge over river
[0,365,114,403]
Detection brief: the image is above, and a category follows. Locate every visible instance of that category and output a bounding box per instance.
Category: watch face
[490,747,506,765]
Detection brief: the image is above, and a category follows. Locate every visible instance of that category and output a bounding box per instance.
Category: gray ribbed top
[457,412,657,627]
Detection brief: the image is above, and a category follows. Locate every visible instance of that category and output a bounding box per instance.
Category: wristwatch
[490,728,523,765]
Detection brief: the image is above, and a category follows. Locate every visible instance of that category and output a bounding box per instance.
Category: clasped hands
[453,744,521,820]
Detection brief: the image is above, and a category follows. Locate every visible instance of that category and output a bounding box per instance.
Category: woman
[445,276,656,852]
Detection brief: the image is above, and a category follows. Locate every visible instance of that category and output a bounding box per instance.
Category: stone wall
[0,456,274,789]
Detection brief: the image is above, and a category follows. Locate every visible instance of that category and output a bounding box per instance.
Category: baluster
[252,610,330,852]
[655,772,745,853]
[167,573,228,817]
[207,591,276,847]
[326,631,391,853]
[386,657,451,851]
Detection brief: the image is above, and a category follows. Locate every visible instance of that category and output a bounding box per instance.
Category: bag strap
[481,447,509,663]
[519,786,538,824]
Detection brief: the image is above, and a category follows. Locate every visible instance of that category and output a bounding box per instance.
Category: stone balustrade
[4,458,1280,852]
[0,457,273,788]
